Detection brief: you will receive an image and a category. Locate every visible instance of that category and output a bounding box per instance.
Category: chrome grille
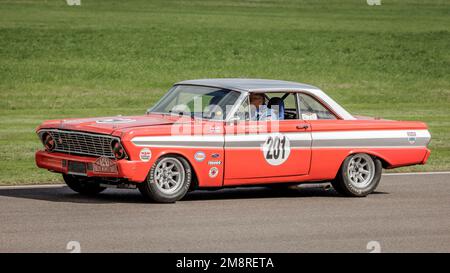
[41,130,117,158]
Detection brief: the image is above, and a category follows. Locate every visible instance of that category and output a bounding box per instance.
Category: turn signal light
[111,140,126,160]
[43,133,55,152]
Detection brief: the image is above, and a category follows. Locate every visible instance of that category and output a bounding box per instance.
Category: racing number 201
[265,135,287,160]
[262,133,291,166]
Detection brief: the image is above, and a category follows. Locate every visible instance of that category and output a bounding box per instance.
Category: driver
[249,93,277,121]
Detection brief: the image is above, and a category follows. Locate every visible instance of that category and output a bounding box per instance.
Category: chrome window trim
[147,82,355,121]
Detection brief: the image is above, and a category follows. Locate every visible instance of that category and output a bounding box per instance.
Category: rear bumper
[422,149,431,164]
[35,150,150,182]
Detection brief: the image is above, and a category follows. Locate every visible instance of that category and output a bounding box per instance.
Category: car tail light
[111,140,126,160]
[43,133,55,152]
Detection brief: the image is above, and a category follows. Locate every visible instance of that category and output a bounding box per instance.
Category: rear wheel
[331,153,382,197]
[63,174,106,195]
[138,156,192,203]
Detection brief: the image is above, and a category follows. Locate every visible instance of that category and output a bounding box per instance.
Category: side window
[298,93,337,120]
[266,92,298,120]
[232,92,300,121]
[265,92,298,120]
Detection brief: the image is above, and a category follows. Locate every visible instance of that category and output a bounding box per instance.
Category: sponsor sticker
[301,113,318,120]
[209,167,219,178]
[261,133,291,166]
[407,131,417,144]
[211,153,220,158]
[209,125,222,133]
[194,151,206,162]
[208,160,222,166]
[93,157,118,174]
[139,148,152,162]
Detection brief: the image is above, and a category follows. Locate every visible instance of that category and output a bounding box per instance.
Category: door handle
[296,124,309,130]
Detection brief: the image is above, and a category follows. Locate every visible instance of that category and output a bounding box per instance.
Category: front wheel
[138,156,192,203]
[63,174,106,195]
[331,153,382,197]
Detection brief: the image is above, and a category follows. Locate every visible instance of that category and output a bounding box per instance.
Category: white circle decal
[139,148,152,162]
[262,133,291,166]
[209,167,219,178]
[194,151,206,162]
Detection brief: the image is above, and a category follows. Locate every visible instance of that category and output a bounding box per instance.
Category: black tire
[63,174,106,195]
[138,155,192,203]
[331,153,382,197]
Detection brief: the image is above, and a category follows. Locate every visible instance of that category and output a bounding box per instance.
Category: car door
[223,92,312,184]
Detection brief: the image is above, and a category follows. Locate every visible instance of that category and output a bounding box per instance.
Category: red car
[35,79,431,203]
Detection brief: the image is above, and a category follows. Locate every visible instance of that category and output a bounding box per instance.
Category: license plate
[93,157,118,174]
[68,161,87,175]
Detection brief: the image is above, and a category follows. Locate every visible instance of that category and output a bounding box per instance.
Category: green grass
[0,0,449,185]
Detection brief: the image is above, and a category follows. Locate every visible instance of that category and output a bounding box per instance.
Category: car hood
[353,115,389,120]
[37,114,180,135]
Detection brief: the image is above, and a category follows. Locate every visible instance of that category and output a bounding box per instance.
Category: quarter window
[298,93,337,120]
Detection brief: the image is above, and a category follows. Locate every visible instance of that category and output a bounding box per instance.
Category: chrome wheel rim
[154,158,185,194]
[347,154,375,189]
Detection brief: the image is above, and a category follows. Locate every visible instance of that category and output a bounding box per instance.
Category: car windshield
[149,85,241,120]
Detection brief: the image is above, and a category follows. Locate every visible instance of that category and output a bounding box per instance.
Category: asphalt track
[0,173,449,253]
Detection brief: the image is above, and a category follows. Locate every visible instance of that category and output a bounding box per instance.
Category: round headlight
[43,133,55,152]
[111,140,126,160]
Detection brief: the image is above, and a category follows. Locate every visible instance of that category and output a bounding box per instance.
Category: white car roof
[176,78,320,93]
[175,78,355,120]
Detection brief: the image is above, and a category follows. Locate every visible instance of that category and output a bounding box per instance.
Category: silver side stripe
[132,135,224,148]
[131,130,430,149]
[312,130,430,147]
[225,132,311,148]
